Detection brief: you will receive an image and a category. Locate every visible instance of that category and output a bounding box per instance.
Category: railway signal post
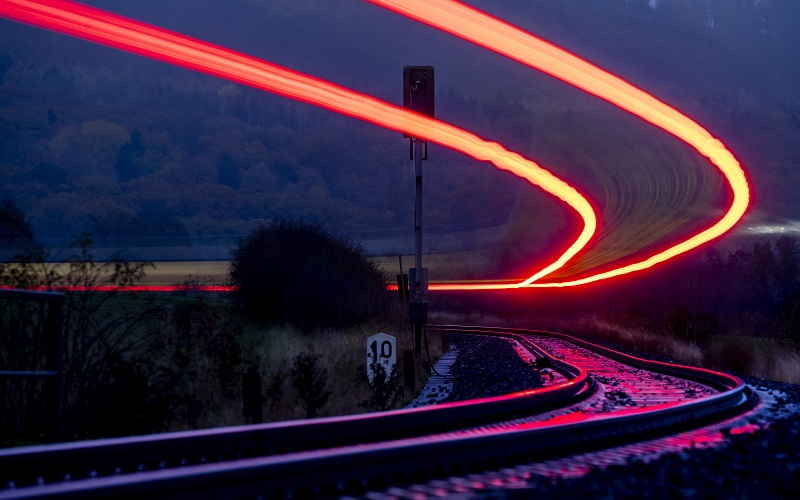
[403,66,434,357]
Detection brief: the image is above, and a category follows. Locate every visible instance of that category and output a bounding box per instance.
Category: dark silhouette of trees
[114,131,144,182]
[291,353,331,419]
[2,228,242,444]
[782,291,800,344]
[0,199,34,248]
[229,220,390,328]
[775,236,800,299]
[216,152,242,190]
[665,308,716,346]
[643,236,800,344]
[88,213,190,245]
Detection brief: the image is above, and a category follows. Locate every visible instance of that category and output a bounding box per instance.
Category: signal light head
[403,66,435,118]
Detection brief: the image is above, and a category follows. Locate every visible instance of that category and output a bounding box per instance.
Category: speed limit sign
[366,333,396,383]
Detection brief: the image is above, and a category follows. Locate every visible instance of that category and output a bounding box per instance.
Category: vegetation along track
[0,327,755,499]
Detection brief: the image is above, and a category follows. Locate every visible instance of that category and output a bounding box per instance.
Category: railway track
[0,326,756,499]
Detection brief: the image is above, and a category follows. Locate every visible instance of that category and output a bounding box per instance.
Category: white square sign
[366,333,396,383]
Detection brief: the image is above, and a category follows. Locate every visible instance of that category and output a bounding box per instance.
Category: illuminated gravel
[365,334,798,498]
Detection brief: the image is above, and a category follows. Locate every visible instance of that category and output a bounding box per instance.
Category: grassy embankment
[549,315,800,385]
[239,320,447,423]
[430,309,800,386]
[2,277,446,446]
[123,291,447,429]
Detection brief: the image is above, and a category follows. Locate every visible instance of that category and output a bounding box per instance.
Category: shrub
[1,235,161,443]
[154,296,243,428]
[782,290,800,343]
[703,336,760,375]
[358,361,404,412]
[265,361,288,413]
[665,308,717,346]
[82,353,171,438]
[291,352,331,419]
[229,220,390,328]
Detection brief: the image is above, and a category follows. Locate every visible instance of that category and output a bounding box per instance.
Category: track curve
[0,327,756,499]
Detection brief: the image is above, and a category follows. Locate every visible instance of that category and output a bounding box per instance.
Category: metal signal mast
[403,66,434,356]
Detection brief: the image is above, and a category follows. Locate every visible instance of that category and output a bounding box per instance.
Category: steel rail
[0,332,589,493]
[1,328,756,499]
[430,325,744,391]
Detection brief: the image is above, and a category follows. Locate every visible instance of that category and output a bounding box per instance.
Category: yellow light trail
[368,0,750,288]
[0,0,750,290]
[0,0,595,290]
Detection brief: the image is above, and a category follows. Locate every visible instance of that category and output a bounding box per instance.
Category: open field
[139,261,229,286]
[124,252,509,286]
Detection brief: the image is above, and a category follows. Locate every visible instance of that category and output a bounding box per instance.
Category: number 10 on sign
[366,333,396,383]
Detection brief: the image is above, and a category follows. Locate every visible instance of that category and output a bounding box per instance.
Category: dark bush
[291,353,331,419]
[665,308,717,346]
[265,361,288,413]
[156,297,243,427]
[357,362,404,412]
[229,220,390,328]
[81,353,171,438]
[703,337,759,375]
[782,290,800,343]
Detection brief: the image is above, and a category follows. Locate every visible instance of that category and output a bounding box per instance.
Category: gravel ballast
[443,332,800,497]
[445,334,543,401]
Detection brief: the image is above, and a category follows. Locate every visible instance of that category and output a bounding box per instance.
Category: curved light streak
[0,285,234,293]
[0,0,594,290]
[0,0,750,290]
[368,0,749,289]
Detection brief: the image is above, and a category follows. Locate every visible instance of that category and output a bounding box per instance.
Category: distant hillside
[1,0,797,273]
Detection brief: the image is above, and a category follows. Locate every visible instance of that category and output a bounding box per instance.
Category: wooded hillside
[1,0,797,267]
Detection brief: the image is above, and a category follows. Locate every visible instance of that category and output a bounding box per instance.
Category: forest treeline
[0,0,798,250]
[628,235,800,346]
[587,234,800,378]
[437,233,800,382]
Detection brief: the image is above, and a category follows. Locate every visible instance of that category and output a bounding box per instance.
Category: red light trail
[0,0,750,291]
[367,0,750,288]
[0,285,234,293]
